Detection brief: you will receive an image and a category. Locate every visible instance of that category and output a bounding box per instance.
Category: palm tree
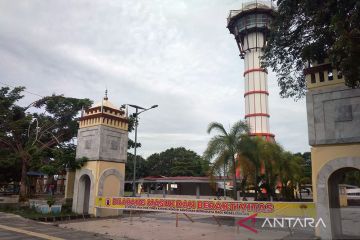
[204,121,249,200]
[275,151,303,200]
[237,136,263,200]
[260,141,283,201]
[236,152,255,200]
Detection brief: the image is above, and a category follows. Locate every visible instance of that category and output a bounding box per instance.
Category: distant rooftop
[125,176,238,184]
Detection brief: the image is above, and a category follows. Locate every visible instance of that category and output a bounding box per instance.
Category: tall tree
[236,150,255,200]
[0,148,21,183]
[204,121,249,200]
[237,137,304,201]
[262,0,360,99]
[276,151,303,200]
[0,86,91,198]
[146,147,209,177]
[294,152,312,184]
[259,140,283,200]
[237,136,264,200]
[37,144,87,177]
[125,153,147,180]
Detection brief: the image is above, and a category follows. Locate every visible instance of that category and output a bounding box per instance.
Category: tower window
[311,73,316,83]
[319,71,325,82]
[328,68,333,81]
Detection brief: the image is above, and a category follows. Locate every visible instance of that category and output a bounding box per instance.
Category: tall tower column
[227,1,275,141]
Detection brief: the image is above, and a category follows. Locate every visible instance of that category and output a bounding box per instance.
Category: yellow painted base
[75,161,125,217]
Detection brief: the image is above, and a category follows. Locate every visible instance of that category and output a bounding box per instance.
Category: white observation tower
[227,1,275,141]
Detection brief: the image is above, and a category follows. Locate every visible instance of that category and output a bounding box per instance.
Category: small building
[127,176,234,199]
[67,92,129,217]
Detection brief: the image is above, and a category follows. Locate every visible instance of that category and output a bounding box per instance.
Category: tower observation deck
[227,1,275,141]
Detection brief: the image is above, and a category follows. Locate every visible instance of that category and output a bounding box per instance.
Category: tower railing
[227,0,276,24]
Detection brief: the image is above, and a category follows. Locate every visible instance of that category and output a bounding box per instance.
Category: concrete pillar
[64,170,76,200]
[137,183,142,195]
[196,184,200,199]
[162,184,166,198]
[328,171,343,238]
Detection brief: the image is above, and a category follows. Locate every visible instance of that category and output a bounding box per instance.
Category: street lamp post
[127,104,158,197]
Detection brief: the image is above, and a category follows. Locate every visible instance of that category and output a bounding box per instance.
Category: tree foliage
[237,136,263,200]
[204,121,250,200]
[203,119,310,201]
[125,147,209,180]
[126,114,141,149]
[344,169,360,186]
[262,0,360,99]
[38,144,87,176]
[0,86,92,197]
[238,137,306,201]
[295,151,312,184]
[125,153,147,180]
[147,147,209,177]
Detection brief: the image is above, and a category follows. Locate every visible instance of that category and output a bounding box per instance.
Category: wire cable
[0,81,44,98]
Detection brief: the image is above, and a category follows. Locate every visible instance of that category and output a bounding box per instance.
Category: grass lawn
[0,205,77,219]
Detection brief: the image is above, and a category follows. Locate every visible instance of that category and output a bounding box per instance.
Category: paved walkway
[0,212,125,240]
[60,212,296,240]
[5,209,359,239]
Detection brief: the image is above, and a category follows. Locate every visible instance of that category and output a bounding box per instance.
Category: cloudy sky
[0,0,309,158]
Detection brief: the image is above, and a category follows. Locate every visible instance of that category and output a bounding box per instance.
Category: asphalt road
[0,212,121,240]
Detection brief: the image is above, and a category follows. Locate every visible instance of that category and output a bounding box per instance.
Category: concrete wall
[72,161,125,216]
[307,85,360,145]
[307,84,360,239]
[76,125,128,162]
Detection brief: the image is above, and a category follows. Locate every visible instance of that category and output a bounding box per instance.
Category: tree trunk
[19,157,28,199]
[254,166,258,201]
[267,175,271,201]
[254,177,258,201]
[281,182,286,200]
[241,175,247,200]
[231,157,237,200]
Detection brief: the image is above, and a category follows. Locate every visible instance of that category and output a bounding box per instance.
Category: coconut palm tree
[204,121,249,200]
